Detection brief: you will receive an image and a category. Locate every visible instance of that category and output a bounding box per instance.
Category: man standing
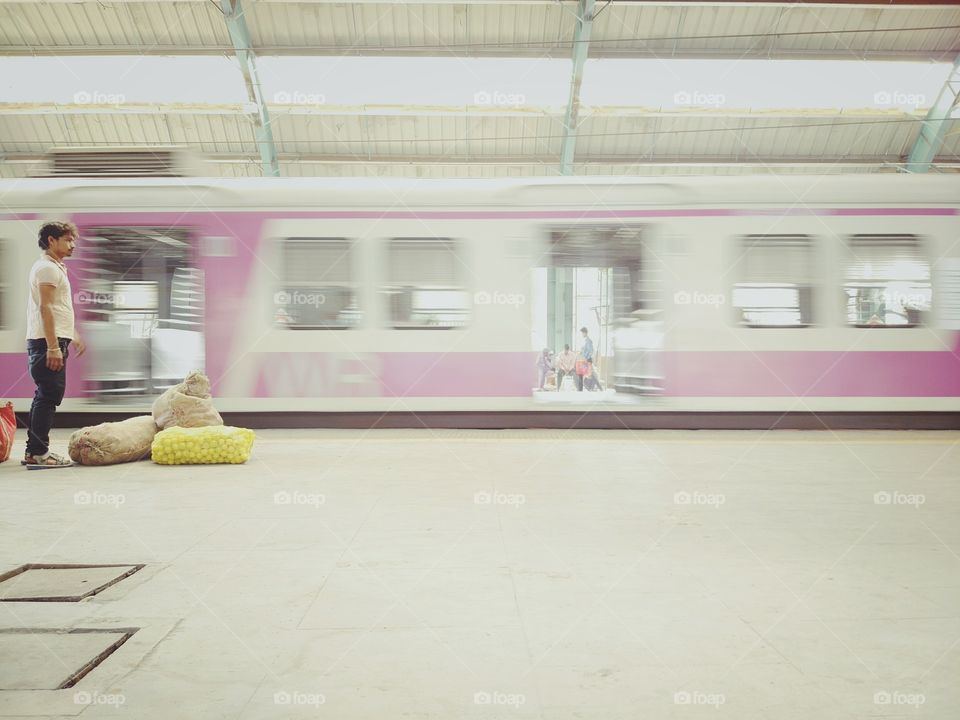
[577,327,594,392]
[22,222,86,468]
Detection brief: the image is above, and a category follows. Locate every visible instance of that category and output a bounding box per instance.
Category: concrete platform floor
[0,428,958,719]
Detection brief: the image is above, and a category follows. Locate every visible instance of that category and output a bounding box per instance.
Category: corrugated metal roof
[0,2,227,53]
[593,5,960,60]
[1,1,958,178]
[938,121,960,160]
[0,109,930,156]
[1,2,957,60]
[3,108,954,176]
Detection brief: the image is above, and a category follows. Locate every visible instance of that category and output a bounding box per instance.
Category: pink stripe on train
[245,350,960,398]
[0,213,39,221]
[3,349,960,399]
[67,208,956,224]
[661,350,960,397]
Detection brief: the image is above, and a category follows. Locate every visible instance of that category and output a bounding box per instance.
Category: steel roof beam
[6,103,927,120]
[906,54,960,173]
[559,0,594,175]
[219,0,279,177]
[1,47,954,62]
[10,0,960,5]
[7,152,949,167]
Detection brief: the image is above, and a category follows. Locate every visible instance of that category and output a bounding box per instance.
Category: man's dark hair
[580,327,588,334]
[564,344,570,351]
[38,221,77,250]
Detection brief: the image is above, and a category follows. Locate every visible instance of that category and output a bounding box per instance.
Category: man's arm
[39,283,63,371]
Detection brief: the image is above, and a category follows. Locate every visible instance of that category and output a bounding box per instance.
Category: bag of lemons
[151,425,255,465]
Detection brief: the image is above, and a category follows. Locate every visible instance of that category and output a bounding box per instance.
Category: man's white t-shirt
[26,254,75,340]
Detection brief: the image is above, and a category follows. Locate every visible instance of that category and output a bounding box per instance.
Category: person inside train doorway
[576,327,593,392]
[576,326,604,392]
[535,348,553,391]
[555,343,576,391]
[22,222,86,468]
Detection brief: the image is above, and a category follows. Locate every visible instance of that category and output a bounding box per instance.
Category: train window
[276,238,361,329]
[382,238,469,329]
[731,235,814,327]
[844,235,931,327]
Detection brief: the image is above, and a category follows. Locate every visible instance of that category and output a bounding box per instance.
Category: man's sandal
[23,452,74,469]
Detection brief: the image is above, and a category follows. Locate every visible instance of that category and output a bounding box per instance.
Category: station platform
[1,429,958,719]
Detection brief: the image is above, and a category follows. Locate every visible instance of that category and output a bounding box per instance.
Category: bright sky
[0,56,951,111]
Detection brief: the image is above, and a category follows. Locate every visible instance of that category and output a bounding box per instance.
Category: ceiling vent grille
[43,147,200,178]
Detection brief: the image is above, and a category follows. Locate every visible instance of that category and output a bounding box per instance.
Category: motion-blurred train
[2,168,959,428]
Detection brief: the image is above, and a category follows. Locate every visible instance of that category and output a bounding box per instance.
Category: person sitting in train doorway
[22,222,86,468]
[555,344,576,391]
[535,348,553,391]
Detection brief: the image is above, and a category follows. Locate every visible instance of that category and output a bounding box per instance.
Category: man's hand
[46,348,64,371]
[73,338,86,357]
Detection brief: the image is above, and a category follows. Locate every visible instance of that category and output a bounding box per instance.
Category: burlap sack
[152,371,223,430]
[68,415,158,466]
[0,402,16,463]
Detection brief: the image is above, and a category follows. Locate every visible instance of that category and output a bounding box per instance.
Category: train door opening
[78,226,204,401]
[531,225,663,399]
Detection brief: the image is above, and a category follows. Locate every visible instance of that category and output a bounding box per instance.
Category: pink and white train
[2,174,959,428]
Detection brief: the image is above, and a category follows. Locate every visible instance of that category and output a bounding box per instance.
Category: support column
[221,0,280,177]
[906,54,960,173]
[559,0,595,176]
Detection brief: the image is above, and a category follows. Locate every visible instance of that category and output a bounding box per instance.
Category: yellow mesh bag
[151,425,255,465]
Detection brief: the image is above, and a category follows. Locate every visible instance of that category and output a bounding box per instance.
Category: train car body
[1,175,959,427]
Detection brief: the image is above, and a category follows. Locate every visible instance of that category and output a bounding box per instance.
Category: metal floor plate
[0,564,144,602]
[0,628,137,690]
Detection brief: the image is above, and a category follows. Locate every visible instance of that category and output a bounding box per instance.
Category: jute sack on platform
[68,415,158,466]
[0,402,16,463]
[152,371,223,430]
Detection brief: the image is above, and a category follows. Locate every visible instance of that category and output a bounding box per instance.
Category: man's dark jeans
[26,337,70,457]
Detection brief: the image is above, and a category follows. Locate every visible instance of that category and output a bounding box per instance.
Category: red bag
[575,359,592,377]
[0,402,15,463]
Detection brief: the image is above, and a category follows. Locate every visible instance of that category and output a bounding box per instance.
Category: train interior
[79,226,204,401]
[532,225,664,401]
